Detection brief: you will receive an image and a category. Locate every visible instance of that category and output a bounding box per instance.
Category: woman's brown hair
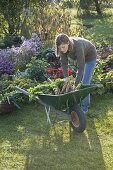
[55,33,73,56]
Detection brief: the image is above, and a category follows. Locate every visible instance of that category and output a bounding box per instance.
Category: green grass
[0,93,113,170]
[71,8,113,46]
[0,7,113,170]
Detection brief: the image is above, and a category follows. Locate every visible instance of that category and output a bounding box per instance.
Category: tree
[79,0,112,15]
[0,0,50,37]
[94,0,102,15]
[0,0,23,35]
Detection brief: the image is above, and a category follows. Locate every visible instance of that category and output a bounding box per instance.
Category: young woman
[55,33,97,113]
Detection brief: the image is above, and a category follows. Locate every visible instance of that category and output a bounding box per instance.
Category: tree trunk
[94,0,102,15]
[8,23,15,35]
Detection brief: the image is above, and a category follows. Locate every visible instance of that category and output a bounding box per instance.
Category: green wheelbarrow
[16,84,102,133]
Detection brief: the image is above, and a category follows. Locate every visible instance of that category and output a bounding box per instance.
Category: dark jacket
[60,37,97,86]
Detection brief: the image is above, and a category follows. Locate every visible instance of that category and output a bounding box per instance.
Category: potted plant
[0,76,14,114]
[0,92,14,114]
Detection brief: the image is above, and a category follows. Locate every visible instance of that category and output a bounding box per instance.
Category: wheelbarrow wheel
[69,103,86,133]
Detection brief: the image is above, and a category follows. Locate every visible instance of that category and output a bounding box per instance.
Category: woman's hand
[63,77,71,93]
[63,77,77,93]
[65,83,72,92]
[72,84,76,91]
[64,77,70,83]
[61,82,73,93]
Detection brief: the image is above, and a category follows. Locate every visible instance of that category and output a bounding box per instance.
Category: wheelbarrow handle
[16,86,29,96]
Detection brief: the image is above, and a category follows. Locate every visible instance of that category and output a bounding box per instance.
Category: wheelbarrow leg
[45,106,51,124]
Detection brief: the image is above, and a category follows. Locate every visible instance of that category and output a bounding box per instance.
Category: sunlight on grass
[0,93,112,170]
[70,8,113,46]
[0,6,113,170]
[0,140,26,170]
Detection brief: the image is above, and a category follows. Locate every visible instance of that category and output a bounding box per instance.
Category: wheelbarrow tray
[36,84,100,110]
[16,84,102,133]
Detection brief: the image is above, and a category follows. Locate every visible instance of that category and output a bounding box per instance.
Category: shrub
[0,33,43,73]
[0,56,14,76]
[0,35,22,49]
[60,0,75,9]
[26,57,49,82]
[92,55,113,94]
[29,4,80,43]
[14,77,37,90]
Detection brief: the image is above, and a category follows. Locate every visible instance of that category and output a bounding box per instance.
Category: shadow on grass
[22,120,106,170]
[0,96,110,170]
[80,12,113,46]
[24,99,108,169]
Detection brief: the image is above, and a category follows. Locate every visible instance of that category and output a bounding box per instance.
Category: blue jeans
[81,59,96,112]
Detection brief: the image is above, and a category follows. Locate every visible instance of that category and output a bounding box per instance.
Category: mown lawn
[0,7,113,170]
[71,8,113,46]
[0,93,113,170]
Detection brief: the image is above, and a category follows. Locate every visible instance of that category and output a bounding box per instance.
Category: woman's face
[58,42,69,54]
